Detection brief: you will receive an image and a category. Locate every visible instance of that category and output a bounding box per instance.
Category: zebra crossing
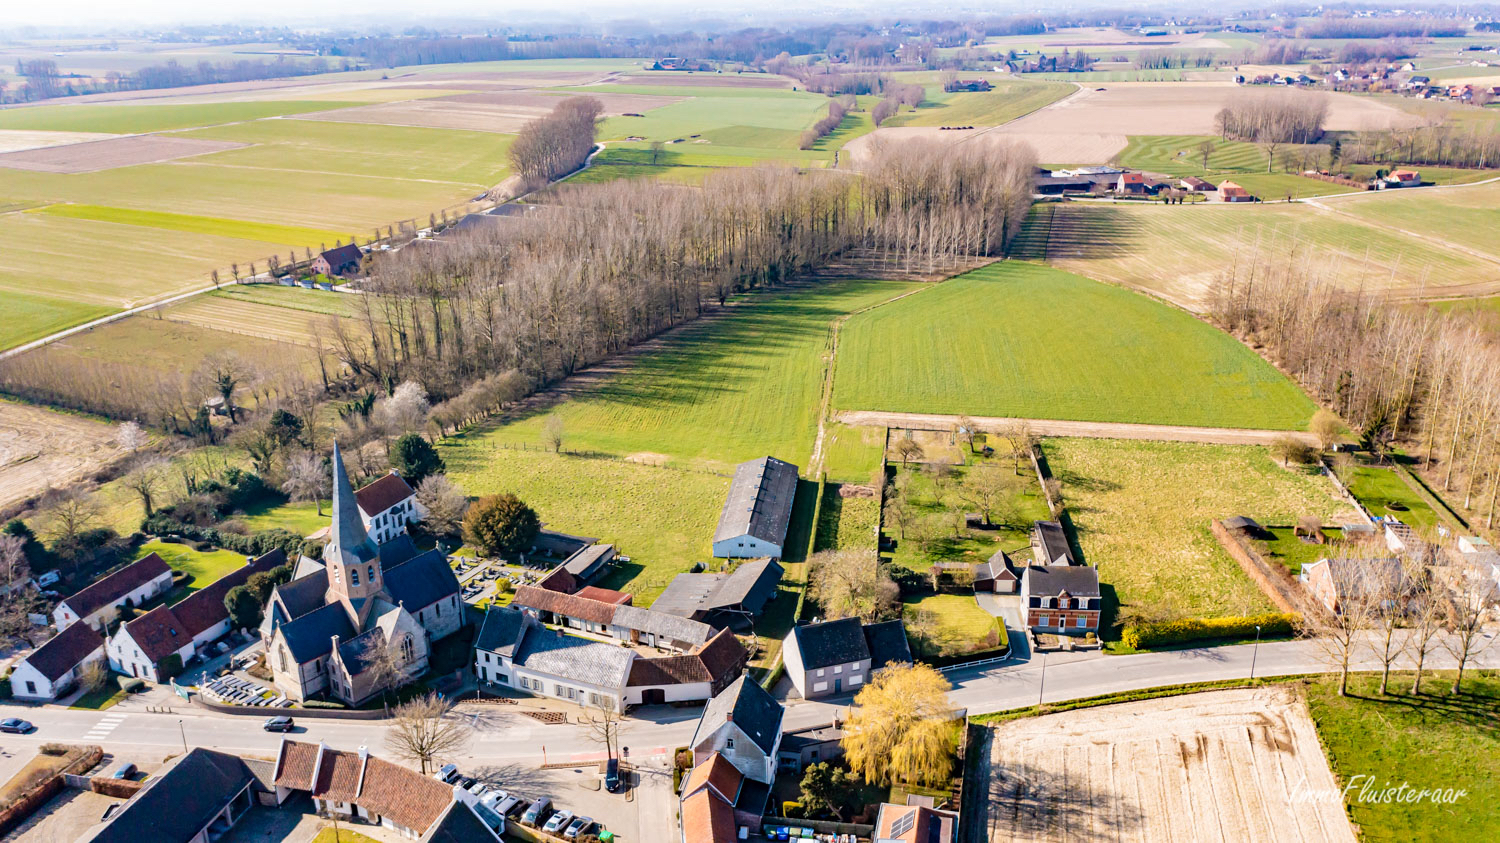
[82,713,127,742]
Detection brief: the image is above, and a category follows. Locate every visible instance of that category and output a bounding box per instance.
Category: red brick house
[1020,564,1101,633]
[310,244,363,278]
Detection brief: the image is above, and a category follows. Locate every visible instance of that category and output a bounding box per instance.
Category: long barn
[712,456,799,559]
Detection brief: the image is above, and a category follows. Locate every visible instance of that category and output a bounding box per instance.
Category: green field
[1015,201,1500,305]
[209,284,360,318]
[437,444,729,604]
[883,457,1050,572]
[33,204,355,247]
[1258,526,1344,576]
[902,593,1007,658]
[1319,181,1500,262]
[1115,135,1328,177]
[0,292,114,351]
[232,498,331,537]
[1043,438,1349,627]
[822,424,887,485]
[135,539,249,593]
[0,101,363,133]
[1306,673,1500,843]
[469,279,917,473]
[883,81,1073,128]
[832,262,1318,429]
[1342,464,1442,528]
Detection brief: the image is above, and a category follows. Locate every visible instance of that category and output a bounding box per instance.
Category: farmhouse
[1384,169,1421,188]
[1299,557,1406,615]
[947,78,993,92]
[777,719,847,772]
[713,456,800,559]
[271,740,491,839]
[81,747,280,842]
[1179,176,1215,192]
[1020,564,1101,634]
[1219,180,1255,202]
[261,444,462,705]
[511,584,715,651]
[9,620,105,701]
[353,470,420,544]
[1115,172,1151,195]
[973,549,1019,593]
[310,243,363,278]
[781,617,912,699]
[53,552,173,632]
[107,549,287,682]
[687,676,782,824]
[652,558,784,629]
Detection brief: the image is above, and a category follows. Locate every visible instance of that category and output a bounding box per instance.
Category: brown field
[437,90,683,113]
[161,295,348,349]
[980,687,1356,843]
[294,99,538,133]
[0,135,247,173]
[616,73,792,88]
[0,130,120,154]
[0,399,121,512]
[995,83,1423,138]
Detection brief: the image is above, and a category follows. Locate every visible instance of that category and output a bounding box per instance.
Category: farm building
[82,747,284,842]
[310,243,363,278]
[1115,172,1151,195]
[1299,557,1407,615]
[973,549,1019,593]
[713,456,800,559]
[53,553,173,632]
[781,617,911,699]
[1031,520,1074,567]
[1179,176,1216,192]
[652,559,784,629]
[9,621,105,701]
[1219,181,1255,202]
[1384,169,1421,188]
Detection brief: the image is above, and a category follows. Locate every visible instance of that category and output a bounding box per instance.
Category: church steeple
[326,443,382,611]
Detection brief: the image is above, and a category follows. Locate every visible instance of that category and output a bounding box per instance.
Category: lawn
[1013,201,1500,307]
[1043,438,1352,627]
[813,484,880,554]
[436,444,729,605]
[1341,464,1441,529]
[832,262,1319,430]
[883,457,1050,572]
[1257,526,1344,576]
[822,424,886,486]
[135,539,250,592]
[1304,672,1500,843]
[69,687,127,710]
[902,593,1007,659]
[311,828,384,843]
[209,285,360,318]
[232,498,331,537]
[469,279,917,473]
[882,81,1073,127]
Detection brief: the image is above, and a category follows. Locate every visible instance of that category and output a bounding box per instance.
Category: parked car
[543,810,574,833]
[564,817,595,839]
[458,776,477,789]
[110,763,137,780]
[0,718,35,734]
[480,790,507,810]
[521,796,553,826]
[435,763,460,783]
[495,795,524,818]
[467,780,489,797]
[605,758,622,793]
[262,716,295,732]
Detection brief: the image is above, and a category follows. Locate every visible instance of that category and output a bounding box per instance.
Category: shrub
[462,493,539,558]
[301,699,346,709]
[783,800,806,818]
[39,743,74,757]
[156,654,183,681]
[0,674,9,700]
[1122,612,1300,650]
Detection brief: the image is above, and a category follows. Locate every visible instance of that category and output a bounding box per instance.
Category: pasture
[470,279,918,473]
[1317,181,1500,263]
[1014,201,1500,309]
[831,262,1318,430]
[882,81,1073,128]
[162,293,350,349]
[33,204,353,246]
[1042,438,1351,624]
[0,101,363,133]
[436,443,729,604]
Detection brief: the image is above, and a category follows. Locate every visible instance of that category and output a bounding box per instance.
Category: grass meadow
[822,423,887,485]
[883,81,1073,128]
[0,101,364,133]
[902,592,1007,658]
[33,203,354,247]
[1305,673,1500,842]
[469,279,918,473]
[1043,438,1352,628]
[832,262,1318,429]
[135,539,249,593]
[1318,181,1500,262]
[1015,201,1500,307]
[1341,464,1442,528]
[0,292,115,351]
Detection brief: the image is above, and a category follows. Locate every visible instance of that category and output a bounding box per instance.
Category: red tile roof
[354,472,414,516]
[537,566,577,594]
[62,553,171,618]
[576,586,633,605]
[274,741,453,835]
[171,550,285,638]
[123,605,189,663]
[626,628,747,688]
[273,740,320,790]
[683,752,742,803]
[513,585,618,626]
[681,786,736,843]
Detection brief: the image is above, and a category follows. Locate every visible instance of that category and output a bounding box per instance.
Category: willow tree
[841,663,959,787]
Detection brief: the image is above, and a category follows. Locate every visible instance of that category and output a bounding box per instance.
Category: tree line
[508,96,603,189]
[1295,17,1468,40]
[799,95,854,149]
[871,84,924,126]
[5,56,347,102]
[1343,124,1500,170]
[1214,90,1329,144]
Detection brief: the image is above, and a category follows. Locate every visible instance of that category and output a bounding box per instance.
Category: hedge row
[1121,612,1300,650]
[141,515,310,559]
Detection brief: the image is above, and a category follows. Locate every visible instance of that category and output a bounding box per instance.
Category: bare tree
[0,534,30,593]
[282,452,330,516]
[582,697,623,761]
[1403,571,1447,695]
[1365,559,1410,695]
[883,485,915,541]
[1305,551,1378,696]
[40,487,102,544]
[115,421,149,452]
[542,413,565,454]
[1197,138,1216,171]
[361,635,405,712]
[1444,561,1496,694]
[809,548,898,621]
[415,475,470,538]
[998,420,1036,475]
[955,415,978,454]
[78,659,109,695]
[1309,409,1342,453]
[385,692,471,775]
[895,437,924,467]
[956,464,1020,527]
[122,456,169,519]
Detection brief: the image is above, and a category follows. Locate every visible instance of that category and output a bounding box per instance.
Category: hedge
[301,699,346,709]
[140,514,310,559]
[1121,612,1300,650]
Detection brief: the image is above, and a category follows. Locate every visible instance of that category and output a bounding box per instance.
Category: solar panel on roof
[891,809,916,837]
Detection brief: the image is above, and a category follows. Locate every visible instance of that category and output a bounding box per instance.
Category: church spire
[327,442,379,575]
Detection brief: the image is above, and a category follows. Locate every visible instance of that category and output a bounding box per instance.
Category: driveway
[975,593,1029,660]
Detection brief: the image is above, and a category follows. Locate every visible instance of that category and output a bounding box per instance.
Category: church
[261,444,463,706]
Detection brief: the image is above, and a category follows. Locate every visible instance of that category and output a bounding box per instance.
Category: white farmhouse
[711,457,799,559]
[10,621,106,701]
[53,553,173,632]
[353,471,422,545]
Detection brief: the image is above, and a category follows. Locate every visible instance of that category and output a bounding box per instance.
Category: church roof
[384,549,460,611]
[329,442,379,568]
[277,602,356,664]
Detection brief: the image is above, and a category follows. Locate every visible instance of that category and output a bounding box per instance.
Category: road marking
[82,714,127,741]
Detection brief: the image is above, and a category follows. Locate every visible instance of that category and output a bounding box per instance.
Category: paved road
[834,410,1319,446]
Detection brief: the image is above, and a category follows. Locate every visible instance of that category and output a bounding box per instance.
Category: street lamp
[1036,652,1048,709]
[177,719,188,755]
[1250,625,1262,682]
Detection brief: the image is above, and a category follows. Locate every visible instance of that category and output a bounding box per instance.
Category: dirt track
[979,687,1356,843]
[833,410,1316,446]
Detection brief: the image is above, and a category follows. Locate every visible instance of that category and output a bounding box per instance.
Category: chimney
[355,745,370,797]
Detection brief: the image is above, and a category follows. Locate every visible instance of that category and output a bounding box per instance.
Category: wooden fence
[1210,519,1318,618]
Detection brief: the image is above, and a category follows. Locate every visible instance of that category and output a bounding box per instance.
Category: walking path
[834,409,1317,446]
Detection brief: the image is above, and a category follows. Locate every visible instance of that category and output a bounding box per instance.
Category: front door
[833,678,842,694]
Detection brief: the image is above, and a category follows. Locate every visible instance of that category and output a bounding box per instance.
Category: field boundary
[834,410,1317,445]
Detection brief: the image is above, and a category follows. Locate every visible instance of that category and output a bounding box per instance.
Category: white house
[53,553,173,632]
[271,741,469,839]
[781,618,911,700]
[689,675,784,785]
[354,471,421,545]
[10,622,105,701]
[712,457,799,559]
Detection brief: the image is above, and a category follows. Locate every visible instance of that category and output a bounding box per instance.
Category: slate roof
[531,529,597,559]
[1033,520,1074,566]
[1024,565,1101,598]
[652,559,784,620]
[474,605,531,658]
[273,568,330,621]
[1309,557,1407,600]
[514,585,619,626]
[973,549,1017,584]
[318,243,363,270]
[612,604,715,646]
[512,624,636,690]
[422,799,499,843]
[277,601,356,664]
[693,675,784,756]
[354,472,415,515]
[1222,516,1264,533]
[122,605,189,663]
[384,549,461,611]
[62,553,171,618]
[562,542,614,578]
[713,456,800,546]
[21,620,103,682]
[377,534,423,569]
[791,617,869,670]
[337,627,386,676]
[83,748,255,843]
[328,442,380,569]
[863,619,914,670]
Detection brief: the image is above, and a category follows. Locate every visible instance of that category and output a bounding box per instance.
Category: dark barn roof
[713,456,800,547]
[62,553,171,618]
[693,675,783,756]
[84,748,256,843]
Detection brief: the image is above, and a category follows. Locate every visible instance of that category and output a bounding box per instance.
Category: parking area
[445,755,647,841]
[1,787,125,841]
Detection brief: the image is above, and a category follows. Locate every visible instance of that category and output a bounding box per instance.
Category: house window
[1076,617,1087,629]
[849,674,863,686]
[833,665,842,674]
[498,674,509,684]
[725,739,734,750]
[434,602,441,618]
[333,567,341,584]
[816,669,825,677]
[1038,615,1050,627]
[25,681,35,694]
[279,648,289,673]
